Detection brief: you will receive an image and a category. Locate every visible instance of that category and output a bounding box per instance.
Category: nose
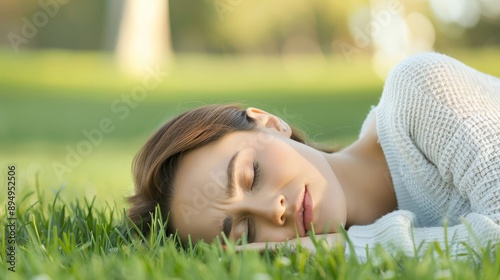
[238,194,287,226]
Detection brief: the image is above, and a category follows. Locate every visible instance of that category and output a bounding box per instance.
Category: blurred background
[1,0,499,208]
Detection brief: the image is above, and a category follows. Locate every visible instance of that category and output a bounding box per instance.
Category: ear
[245,107,290,136]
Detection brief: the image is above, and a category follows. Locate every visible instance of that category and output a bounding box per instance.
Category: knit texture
[347,52,500,261]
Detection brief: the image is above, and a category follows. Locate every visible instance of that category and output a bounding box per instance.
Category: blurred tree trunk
[115,0,172,76]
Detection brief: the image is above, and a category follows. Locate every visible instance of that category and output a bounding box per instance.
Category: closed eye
[251,161,261,191]
[246,218,255,243]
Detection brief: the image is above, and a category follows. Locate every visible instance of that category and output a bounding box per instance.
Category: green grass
[2,186,500,279]
[1,48,500,279]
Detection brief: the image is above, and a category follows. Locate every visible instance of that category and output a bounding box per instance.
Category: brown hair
[127,104,328,238]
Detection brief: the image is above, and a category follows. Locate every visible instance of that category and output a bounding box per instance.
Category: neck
[323,141,397,228]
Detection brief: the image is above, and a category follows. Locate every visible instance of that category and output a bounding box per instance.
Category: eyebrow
[225,151,240,198]
[221,151,240,239]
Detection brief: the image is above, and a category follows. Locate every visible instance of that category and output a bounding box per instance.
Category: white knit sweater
[347,52,500,261]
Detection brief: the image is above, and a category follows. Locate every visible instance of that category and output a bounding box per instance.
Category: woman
[127,53,500,261]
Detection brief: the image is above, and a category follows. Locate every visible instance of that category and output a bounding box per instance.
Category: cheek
[260,140,301,182]
[256,224,295,242]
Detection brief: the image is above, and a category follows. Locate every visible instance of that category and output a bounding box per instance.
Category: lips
[295,186,313,236]
[303,187,313,233]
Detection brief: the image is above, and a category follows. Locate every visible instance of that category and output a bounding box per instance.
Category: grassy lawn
[1,48,500,279]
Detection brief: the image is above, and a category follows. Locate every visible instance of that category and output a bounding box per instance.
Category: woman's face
[170,109,347,244]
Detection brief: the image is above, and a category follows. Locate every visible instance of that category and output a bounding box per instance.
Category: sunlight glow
[428,0,481,28]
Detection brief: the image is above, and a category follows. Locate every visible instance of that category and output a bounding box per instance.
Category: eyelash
[246,161,260,242]
[246,218,255,243]
[250,161,261,191]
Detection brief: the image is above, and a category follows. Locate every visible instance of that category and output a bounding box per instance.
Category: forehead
[170,131,251,242]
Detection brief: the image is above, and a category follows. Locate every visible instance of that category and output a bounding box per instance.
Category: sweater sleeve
[346,53,500,261]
